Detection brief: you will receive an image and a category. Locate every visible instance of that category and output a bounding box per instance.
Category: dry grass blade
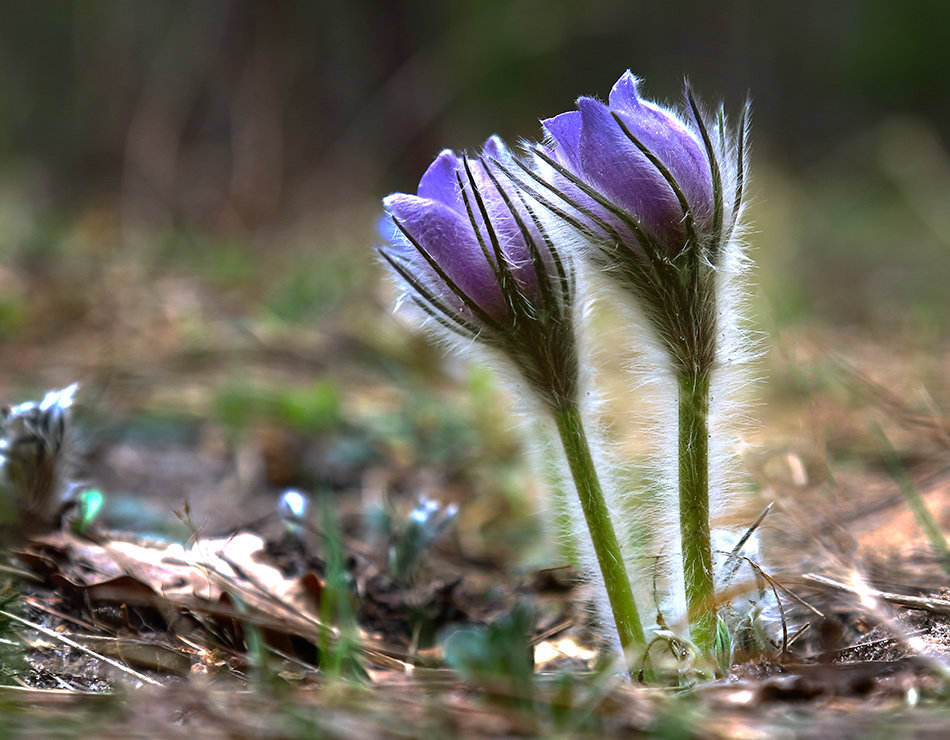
[720,553,824,617]
[834,628,929,659]
[720,503,774,586]
[803,572,950,683]
[718,551,823,655]
[871,422,950,573]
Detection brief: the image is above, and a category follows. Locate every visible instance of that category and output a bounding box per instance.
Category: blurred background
[0,0,948,539]
[1,1,948,335]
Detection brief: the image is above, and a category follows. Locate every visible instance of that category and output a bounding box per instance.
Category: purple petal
[461,155,543,295]
[607,70,643,112]
[383,193,507,319]
[417,150,462,208]
[482,138,554,283]
[576,97,684,241]
[481,135,507,161]
[608,75,714,227]
[617,112,713,226]
[541,111,582,170]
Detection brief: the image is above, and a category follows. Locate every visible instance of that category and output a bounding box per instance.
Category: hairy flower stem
[677,370,715,654]
[553,402,646,657]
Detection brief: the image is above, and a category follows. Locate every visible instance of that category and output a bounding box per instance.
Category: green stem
[553,403,646,656]
[677,370,715,653]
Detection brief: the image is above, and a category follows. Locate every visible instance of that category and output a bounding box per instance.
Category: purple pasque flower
[380,137,578,407]
[528,70,746,269]
[382,137,556,325]
[508,71,748,374]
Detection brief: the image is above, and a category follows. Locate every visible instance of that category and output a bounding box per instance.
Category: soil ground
[1,234,950,738]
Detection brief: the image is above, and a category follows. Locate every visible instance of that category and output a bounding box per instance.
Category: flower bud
[533,70,745,270]
[382,136,558,328]
[380,137,578,408]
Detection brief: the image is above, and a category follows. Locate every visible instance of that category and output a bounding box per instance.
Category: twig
[0,609,162,687]
[530,618,574,646]
[835,628,929,658]
[804,573,950,616]
[784,621,811,650]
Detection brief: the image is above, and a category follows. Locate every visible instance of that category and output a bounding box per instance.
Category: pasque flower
[380,137,648,659]
[510,70,747,374]
[542,71,718,255]
[383,138,550,320]
[509,71,751,661]
[380,136,581,408]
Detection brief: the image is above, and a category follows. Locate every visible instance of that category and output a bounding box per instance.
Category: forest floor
[1,228,950,738]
